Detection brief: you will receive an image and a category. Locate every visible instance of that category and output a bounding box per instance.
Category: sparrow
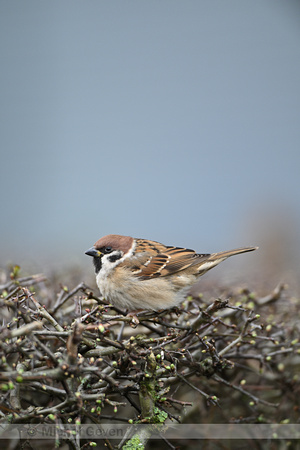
[85,234,257,311]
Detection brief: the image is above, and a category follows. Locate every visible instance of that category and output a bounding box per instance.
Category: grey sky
[1,1,300,270]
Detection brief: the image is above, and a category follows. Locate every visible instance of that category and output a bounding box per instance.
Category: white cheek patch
[99,253,118,276]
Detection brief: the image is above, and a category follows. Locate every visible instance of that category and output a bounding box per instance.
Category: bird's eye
[104,246,112,254]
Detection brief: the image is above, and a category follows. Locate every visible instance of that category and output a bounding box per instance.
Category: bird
[85,234,258,312]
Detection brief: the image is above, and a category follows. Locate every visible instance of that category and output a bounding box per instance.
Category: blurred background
[1,1,299,291]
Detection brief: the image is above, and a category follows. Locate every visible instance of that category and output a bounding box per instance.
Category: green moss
[153,407,168,423]
[122,433,144,449]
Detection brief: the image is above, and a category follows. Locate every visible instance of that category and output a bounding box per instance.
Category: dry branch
[0,266,299,449]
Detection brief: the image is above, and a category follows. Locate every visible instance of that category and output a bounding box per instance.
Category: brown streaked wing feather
[135,254,170,277]
[132,239,171,278]
[134,244,211,279]
[159,248,211,277]
[134,238,169,254]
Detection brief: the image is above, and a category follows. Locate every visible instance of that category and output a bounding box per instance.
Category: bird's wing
[129,239,210,279]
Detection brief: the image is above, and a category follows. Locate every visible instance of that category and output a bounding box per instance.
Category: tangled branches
[0,266,299,449]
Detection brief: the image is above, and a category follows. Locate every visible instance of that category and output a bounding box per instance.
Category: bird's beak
[85,247,101,257]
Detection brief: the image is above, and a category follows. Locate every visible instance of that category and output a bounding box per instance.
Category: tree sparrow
[85,234,257,311]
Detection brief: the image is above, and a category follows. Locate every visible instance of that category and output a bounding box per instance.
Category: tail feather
[209,246,258,261]
[196,246,258,275]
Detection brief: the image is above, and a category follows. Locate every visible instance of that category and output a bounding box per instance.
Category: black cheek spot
[108,253,122,263]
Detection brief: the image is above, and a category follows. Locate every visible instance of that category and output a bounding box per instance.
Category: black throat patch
[93,257,102,274]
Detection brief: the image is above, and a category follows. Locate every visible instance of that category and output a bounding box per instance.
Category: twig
[255,283,286,306]
[212,374,279,407]
[51,282,88,314]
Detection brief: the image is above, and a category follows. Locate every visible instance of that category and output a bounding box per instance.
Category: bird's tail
[209,246,258,261]
[196,246,258,275]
